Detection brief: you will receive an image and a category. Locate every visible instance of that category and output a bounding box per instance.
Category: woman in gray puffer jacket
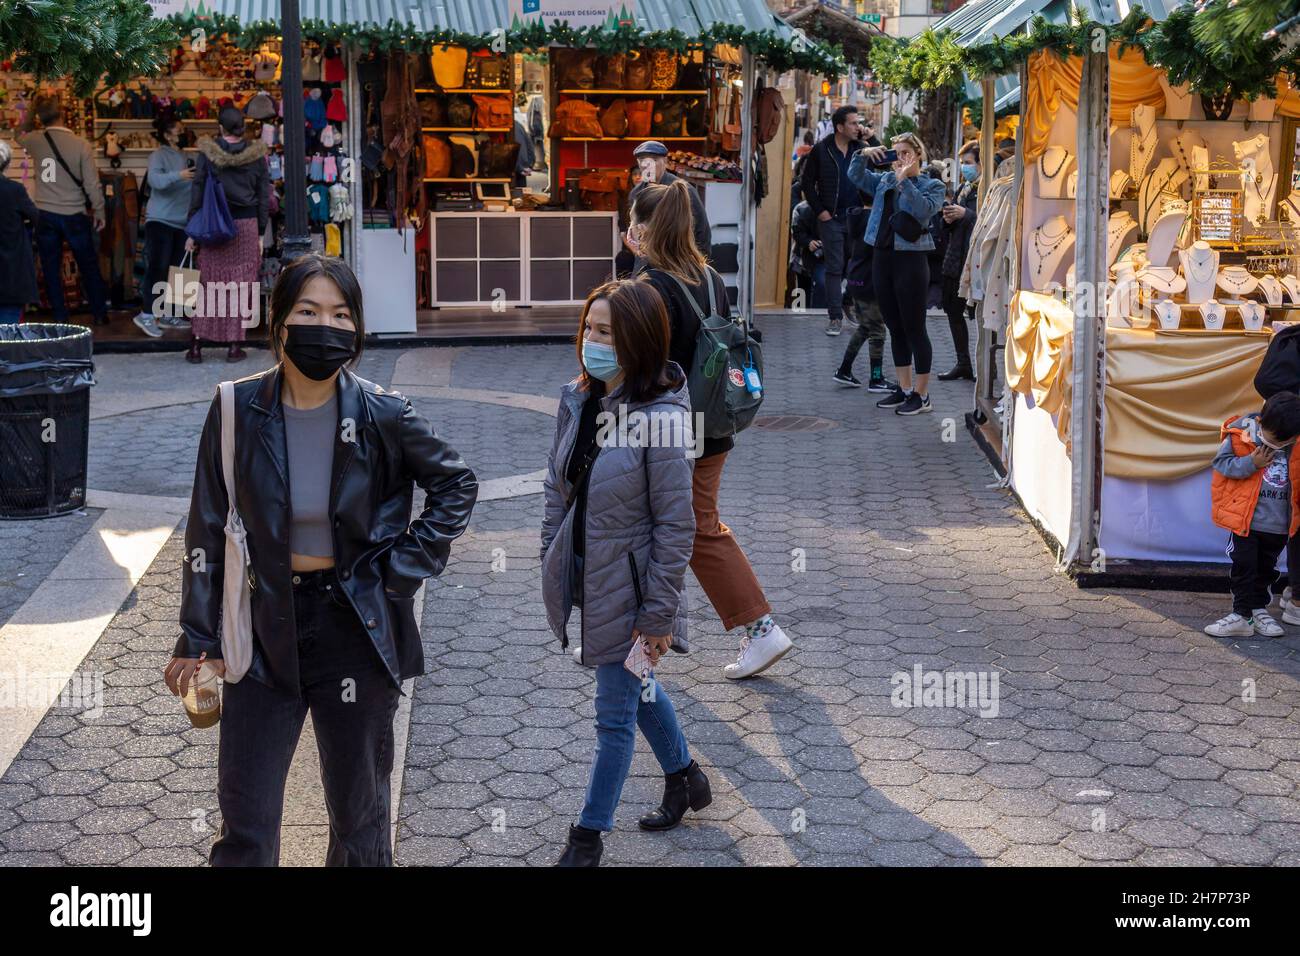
[541,278,711,866]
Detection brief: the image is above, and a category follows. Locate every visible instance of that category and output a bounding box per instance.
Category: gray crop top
[283,393,337,558]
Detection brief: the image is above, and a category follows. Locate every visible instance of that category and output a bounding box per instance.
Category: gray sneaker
[132,312,163,338]
[158,314,191,329]
[825,317,842,336]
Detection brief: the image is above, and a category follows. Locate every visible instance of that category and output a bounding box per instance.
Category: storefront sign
[509,0,637,29]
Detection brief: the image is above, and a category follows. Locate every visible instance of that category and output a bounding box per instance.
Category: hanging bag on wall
[555,49,597,90]
[625,50,652,90]
[753,86,783,145]
[722,85,742,152]
[626,99,654,137]
[649,50,679,90]
[431,45,469,89]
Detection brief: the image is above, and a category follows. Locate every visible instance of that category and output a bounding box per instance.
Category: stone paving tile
[1,314,1298,866]
[0,508,103,630]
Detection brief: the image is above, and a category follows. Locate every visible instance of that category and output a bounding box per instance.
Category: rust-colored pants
[690,451,771,630]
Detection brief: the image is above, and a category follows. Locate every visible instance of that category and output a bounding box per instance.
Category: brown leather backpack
[753,86,783,145]
[555,49,597,90]
[553,99,603,138]
[423,135,451,178]
[600,99,628,138]
[472,94,512,130]
[579,170,626,211]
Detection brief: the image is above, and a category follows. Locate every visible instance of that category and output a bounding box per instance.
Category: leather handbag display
[685,97,708,137]
[479,140,520,178]
[625,50,651,90]
[472,94,512,130]
[431,45,469,89]
[677,55,707,89]
[595,53,626,88]
[446,95,474,127]
[554,49,597,89]
[650,49,679,90]
[553,99,603,138]
[651,100,686,137]
[449,138,477,178]
[419,97,447,127]
[600,98,629,138]
[423,135,451,178]
[476,56,510,89]
[579,170,626,211]
[626,99,654,137]
[217,381,254,684]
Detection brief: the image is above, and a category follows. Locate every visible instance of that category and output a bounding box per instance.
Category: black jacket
[629,169,711,259]
[175,366,479,692]
[941,180,979,279]
[189,136,270,234]
[798,132,879,217]
[789,201,822,276]
[0,179,39,306]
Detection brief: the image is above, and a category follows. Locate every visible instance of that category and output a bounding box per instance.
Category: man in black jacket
[799,106,880,335]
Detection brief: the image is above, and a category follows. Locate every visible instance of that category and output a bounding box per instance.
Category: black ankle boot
[555,824,603,866]
[638,760,712,831]
[938,364,974,381]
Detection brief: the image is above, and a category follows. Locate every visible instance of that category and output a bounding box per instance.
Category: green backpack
[662,268,764,440]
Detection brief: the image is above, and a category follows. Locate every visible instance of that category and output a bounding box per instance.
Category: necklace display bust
[1037,145,1074,199]
[1138,159,1188,233]
[1179,242,1220,304]
[1146,202,1188,267]
[1158,76,1194,121]
[1154,298,1182,330]
[1239,300,1267,331]
[1107,211,1138,266]
[1235,134,1277,225]
[1137,266,1187,296]
[1199,299,1227,330]
[1217,266,1259,299]
[1130,104,1158,185]
[1029,215,1075,290]
[1282,274,1300,304]
[1258,274,1284,306]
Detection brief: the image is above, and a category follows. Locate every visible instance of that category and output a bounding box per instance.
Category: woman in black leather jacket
[163,254,478,866]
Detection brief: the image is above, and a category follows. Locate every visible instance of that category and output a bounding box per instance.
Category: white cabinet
[358,228,417,334]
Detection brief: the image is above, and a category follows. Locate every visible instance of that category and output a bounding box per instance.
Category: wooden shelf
[423,177,512,182]
[95,117,221,124]
[422,127,511,132]
[557,89,709,95]
[415,88,512,95]
[556,136,707,141]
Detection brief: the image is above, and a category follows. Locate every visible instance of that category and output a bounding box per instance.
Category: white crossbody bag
[218,381,254,682]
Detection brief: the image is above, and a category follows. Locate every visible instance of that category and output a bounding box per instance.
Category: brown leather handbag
[651,100,686,137]
[472,94,512,130]
[479,140,520,178]
[600,98,629,138]
[553,99,603,138]
[579,170,626,211]
[554,49,597,90]
[423,135,451,178]
[419,97,446,127]
[624,50,651,91]
[595,54,625,89]
[626,99,654,137]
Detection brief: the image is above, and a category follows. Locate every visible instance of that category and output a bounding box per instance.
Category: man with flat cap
[617,140,711,274]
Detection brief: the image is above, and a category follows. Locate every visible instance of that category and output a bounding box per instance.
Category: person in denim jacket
[847,133,947,416]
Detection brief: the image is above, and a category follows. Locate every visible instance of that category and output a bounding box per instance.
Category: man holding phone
[798,106,881,336]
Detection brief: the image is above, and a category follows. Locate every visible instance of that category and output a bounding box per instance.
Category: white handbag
[218,381,254,683]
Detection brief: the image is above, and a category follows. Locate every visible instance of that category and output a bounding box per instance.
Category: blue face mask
[582,339,621,382]
[961,163,979,183]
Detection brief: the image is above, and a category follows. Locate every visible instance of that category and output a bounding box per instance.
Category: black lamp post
[279,0,311,260]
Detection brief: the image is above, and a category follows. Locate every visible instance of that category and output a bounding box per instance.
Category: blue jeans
[578,663,692,832]
[35,211,108,323]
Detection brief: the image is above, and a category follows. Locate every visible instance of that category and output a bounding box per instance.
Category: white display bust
[1282,274,1300,304]
[1158,76,1194,121]
[1130,103,1158,185]
[1037,145,1074,199]
[1154,298,1182,330]
[1217,266,1259,300]
[1239,300,1267,330]
[1028,215,1075,290]
[1199,299,1227,330]
[1137,266,1187,297]
[1179,242,1220,305]
[1235,133,1277,225]
[1258,274,1284,306]
[1146,204,1188,267]
[1138,159,1188,233]
[1107,211,1139,266]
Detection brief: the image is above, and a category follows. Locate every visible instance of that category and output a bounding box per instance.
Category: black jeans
[817,214,849,322]
[941,274,972,370]
[839,293,886,374]
[142,220,187,317]
[35,210,108,322]
[873,246,933,376]
[210,568,401,867]
[1227,530,1299,617]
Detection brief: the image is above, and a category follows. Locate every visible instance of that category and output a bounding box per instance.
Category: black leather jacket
[175,365,479,692]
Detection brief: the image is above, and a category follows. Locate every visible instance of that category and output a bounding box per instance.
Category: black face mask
[283,324,357,381]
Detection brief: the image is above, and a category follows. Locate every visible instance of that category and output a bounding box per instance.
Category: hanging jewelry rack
[1192,158,1244,248]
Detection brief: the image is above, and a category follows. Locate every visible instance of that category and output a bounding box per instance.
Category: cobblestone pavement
[1,315,1298,866]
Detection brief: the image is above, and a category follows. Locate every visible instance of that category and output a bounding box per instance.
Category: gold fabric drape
[1024,47,1166,164]
[1007,291,1074,412]
[1103,328,1270,481]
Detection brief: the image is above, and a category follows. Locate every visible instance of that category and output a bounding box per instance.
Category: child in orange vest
[1206,391,1300,638]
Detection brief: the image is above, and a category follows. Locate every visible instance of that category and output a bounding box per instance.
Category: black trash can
[0,324,95,519]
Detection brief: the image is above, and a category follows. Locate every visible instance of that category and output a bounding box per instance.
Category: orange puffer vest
[1210,414,1300,536]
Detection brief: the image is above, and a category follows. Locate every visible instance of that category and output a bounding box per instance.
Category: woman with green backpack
[632,180,794,680]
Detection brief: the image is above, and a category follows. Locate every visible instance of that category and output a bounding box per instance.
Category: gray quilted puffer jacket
[540,368,696,667]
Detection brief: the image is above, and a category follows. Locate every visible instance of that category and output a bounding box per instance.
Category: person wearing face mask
[164,254,478,866]
[618,140,710,275]
[937,146,980,381]
[541,278,705,866]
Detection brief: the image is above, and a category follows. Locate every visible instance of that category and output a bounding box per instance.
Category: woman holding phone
[164,254,478,866]
[849,133,947,416]
[541,278,709,867]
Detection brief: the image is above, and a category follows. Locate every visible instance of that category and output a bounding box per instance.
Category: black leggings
[872,246,932,376]
[143,220,187,316]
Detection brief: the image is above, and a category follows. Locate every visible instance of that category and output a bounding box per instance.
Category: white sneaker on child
[1204,613,1254,638]
[1279,587,1300,624]
[1250,609,1285,638]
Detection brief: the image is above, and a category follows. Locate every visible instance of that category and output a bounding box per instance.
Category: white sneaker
[132,312,162,338]
[571,643,583,663]
[1204,613,1254,638]
[1250,609,1285,638]
[1281,588,1300,625]
[724,623,793,679]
